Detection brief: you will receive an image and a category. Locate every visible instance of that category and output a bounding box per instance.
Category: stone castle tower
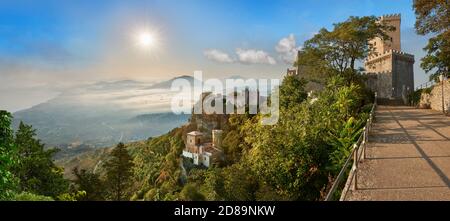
[365,14,415,100]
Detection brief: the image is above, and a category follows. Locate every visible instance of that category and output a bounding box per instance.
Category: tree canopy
[0,111,18,199]
[414,0,450,81]
[298,16,393,83]
[13,122,69,197]
[104,142,135,201]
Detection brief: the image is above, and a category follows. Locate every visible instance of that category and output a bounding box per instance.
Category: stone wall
[429,80,450,112]
[365,71,393,98]
[364,51,414,99]
[419,92,431,109]
[377,72,393,98]
[392,52,415,98]
[365,53,393,73]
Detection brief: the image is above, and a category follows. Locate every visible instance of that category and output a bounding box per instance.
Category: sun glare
[138,32,155,47]
[135,29,159,51]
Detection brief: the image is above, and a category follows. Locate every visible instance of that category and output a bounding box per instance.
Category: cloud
[203,49,234,63]
[235,48,276,65]
[275,34,301,64]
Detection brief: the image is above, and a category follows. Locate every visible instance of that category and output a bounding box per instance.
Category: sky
[0,0,432,112]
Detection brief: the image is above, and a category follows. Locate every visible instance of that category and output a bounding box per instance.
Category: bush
[179,183,205,201]
[10,192,54,201]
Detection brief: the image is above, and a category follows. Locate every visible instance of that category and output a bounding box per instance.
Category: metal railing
[416,81,436,91]
[324,93,377,201]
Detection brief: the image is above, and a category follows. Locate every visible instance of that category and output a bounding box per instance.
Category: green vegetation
[10,192,54,201]
[71,167,105,201]
[103,143,135,201]
[0,112,69,200]
[414,0,450,81]
[0,111,19,199]
[13,122,69,197]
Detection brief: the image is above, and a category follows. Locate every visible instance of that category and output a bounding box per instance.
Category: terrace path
[344,106,450,201]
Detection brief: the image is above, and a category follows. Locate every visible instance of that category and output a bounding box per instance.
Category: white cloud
[235,48,277,65]
[275,34,301,64]
[203,49,234,63]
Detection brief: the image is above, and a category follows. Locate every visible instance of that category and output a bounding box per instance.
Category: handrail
[416,81,436,91]
[324,92,377,201]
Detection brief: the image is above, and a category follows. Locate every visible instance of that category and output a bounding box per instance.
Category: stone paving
[344,106,450,201]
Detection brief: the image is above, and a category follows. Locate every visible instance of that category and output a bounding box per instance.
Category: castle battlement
[366,70,392,75]
[379,13,401,20]
[391,49,414,57]
[366,49,414,63]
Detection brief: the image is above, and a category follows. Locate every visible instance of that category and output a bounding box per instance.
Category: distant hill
[12,78,192,151]
[146,75,202,89]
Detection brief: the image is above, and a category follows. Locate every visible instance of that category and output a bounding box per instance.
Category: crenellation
[366,49,414,63]
[380,13,401,20]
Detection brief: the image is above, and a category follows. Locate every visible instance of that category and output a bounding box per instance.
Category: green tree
[414,0,449,35]
[71,167,106,201]
[0,111,19,199]
[414,0,450,81]
[279,75,308,109]
[242,105,329,200]
[295,47,333,82]
[221,163,258,201]
[13,122,68,198]
[221,114,253,164]
[179,183,205,201]
[201,168,225,200]
[303,16,393,83]
[104,142,134,201]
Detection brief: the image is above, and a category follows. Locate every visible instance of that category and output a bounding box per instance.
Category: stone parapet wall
[429,80,450,112]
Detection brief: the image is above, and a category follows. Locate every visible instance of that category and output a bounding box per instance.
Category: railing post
[366,120,369,142]
[362,127,366,161]
[352,144,358,191]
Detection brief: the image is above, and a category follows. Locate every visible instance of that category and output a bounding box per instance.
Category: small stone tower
[365,14,415,101]
[186,131,203,152]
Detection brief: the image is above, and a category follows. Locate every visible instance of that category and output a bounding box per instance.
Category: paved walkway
[344,106,450,201]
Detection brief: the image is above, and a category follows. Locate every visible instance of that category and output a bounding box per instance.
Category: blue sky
[0,0,431,111]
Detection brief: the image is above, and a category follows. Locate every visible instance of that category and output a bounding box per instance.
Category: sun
[137,31,155,48]
[134,29,159,51]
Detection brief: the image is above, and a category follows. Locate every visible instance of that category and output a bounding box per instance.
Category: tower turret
[370,13,401,56]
